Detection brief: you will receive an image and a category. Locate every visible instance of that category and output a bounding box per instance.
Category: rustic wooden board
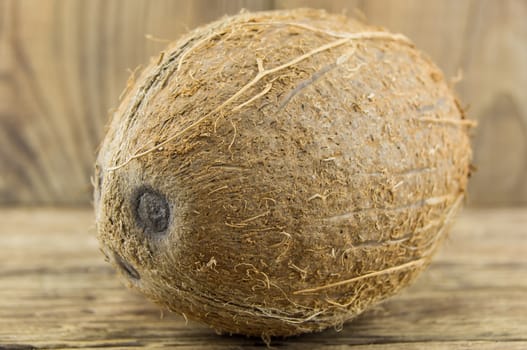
[1,0,527,206]
[0,208,526,349]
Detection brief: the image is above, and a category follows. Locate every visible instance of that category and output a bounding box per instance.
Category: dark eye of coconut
[113,252,140,280]
[133,186,170,235]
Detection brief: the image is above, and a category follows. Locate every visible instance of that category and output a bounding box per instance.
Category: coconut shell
[94,9,473,338]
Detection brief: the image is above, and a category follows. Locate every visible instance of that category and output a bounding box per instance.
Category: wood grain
[0,208,526,348]
[1,0,526,206]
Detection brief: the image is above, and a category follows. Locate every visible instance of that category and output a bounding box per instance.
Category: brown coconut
[94,9,474,338]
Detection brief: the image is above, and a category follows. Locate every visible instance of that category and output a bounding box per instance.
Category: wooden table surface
[0,208,526,349]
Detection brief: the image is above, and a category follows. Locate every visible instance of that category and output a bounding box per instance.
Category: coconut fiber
[94,9,474,338]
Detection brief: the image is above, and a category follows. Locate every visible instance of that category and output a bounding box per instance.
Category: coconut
[94,9,474,338]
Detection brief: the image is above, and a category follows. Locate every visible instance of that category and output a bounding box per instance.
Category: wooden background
[1,0,526,207]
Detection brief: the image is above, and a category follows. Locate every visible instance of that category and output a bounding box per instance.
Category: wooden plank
[1,0,527,206]
[0,208,526,348]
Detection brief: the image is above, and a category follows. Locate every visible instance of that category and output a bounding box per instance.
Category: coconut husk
[94,8,474,338]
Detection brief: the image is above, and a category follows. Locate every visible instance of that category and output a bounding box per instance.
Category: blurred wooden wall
[1,0,526,206]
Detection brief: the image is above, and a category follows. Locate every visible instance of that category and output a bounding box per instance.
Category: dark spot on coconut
[132,186,170,235]
[93,164,104,204]
[97,169,103,190]
[113,252,140,280]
